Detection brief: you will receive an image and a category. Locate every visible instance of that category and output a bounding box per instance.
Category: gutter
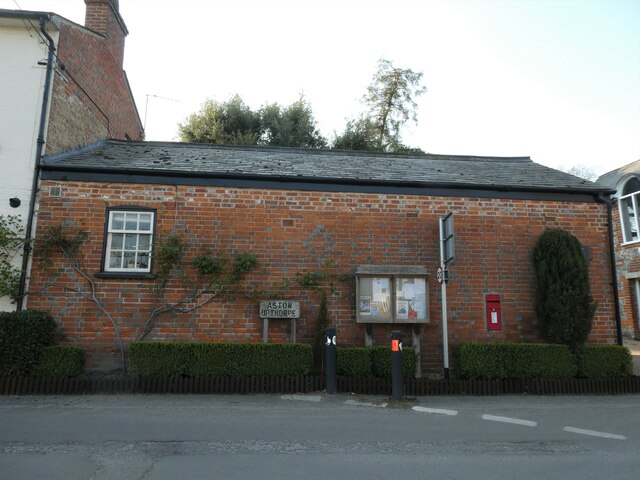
[599,194,624,345]
[16,15,55,310]
[40,162,613,199]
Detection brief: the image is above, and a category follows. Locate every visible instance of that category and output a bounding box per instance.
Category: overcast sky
[4,0,640,175]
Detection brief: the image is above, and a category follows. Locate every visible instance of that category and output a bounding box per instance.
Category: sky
[3,0,639,176]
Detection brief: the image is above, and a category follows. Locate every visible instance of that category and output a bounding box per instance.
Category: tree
[178,94,261,145]
[179,94,326,148]
[260,95,327,148]
[332,59,426,152]
[532,228,597,349]
[561,164,599,182]
[331,117,380,152]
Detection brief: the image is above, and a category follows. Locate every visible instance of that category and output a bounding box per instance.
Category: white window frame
[104,209,155,273]
[618,178,640,245]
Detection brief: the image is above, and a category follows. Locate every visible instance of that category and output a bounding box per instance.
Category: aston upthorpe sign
[259,300,300,319]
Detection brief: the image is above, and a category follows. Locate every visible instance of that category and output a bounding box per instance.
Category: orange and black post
[390,330,403,400]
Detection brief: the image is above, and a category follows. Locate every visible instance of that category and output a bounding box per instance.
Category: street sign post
[439,213,454,379]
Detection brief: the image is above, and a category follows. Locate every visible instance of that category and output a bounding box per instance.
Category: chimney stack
[84,0,128,66]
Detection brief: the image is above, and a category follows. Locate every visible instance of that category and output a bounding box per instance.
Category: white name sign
[259,300,300,319]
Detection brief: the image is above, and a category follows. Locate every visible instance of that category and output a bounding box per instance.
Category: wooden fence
[2,375,639,396]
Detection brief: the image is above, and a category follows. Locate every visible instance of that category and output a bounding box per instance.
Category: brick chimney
[84,0,128,66]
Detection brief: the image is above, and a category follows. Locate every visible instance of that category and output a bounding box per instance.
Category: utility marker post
[439,213,455,380]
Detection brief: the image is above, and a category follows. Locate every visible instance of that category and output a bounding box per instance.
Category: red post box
[486,294,502,331]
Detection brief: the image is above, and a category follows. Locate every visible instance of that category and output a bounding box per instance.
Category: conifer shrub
[532,228,597,348]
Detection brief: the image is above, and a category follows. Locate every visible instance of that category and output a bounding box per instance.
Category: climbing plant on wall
[33,223,259,372]
[0,215,29,303]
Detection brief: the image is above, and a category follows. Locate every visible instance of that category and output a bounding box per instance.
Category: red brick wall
[45,19,141,154]
[28,181,619,374]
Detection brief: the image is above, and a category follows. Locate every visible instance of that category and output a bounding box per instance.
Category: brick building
[0,0,142,310]
[28,140,621,376]
[597,159,640,339]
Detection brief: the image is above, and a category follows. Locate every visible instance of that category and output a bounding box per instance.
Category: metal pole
[390,330,403,400]
[324,328,337,394]
[439,218,450,379]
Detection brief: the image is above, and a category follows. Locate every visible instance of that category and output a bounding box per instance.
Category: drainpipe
[16,15,56,311]
[601,194,623,345]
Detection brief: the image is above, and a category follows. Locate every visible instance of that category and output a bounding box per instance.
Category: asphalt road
[1,393,639,479]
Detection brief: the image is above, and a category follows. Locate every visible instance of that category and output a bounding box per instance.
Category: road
[1,393,639,479]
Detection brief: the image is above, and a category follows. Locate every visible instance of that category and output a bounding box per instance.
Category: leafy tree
[331,117,380,152]
[260,95,326,148]
[179,94,326,148]
[178,94,261,145]
[532,228,597,349]
[333,58,426,152]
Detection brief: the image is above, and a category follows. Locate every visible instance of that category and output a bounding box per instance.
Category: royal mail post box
[486,294,502,331]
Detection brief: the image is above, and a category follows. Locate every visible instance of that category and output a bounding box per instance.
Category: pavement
[623,338,640,375]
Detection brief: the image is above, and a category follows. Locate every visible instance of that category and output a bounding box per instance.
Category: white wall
[0,20,58,310]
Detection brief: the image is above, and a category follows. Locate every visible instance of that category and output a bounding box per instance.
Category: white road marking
[280,395,322,402]
[563,426,626,440]
[482,414,537,427]
[344,399,388,408]
[412,406,458,416]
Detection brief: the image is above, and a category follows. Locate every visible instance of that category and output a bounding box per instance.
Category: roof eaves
[40,161,614,196]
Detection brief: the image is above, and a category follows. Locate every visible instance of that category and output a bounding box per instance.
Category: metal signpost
[439,213,454,379]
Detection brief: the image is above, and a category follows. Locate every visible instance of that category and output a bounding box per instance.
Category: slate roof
[42,140,611,195]
[596,159,640,191]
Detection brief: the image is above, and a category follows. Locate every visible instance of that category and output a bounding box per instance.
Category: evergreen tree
[532,228,597,349]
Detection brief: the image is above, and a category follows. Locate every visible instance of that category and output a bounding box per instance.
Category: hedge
[337,348,371,377]
[0,310,59,375]
[456,343,577,379]
[129,342,313,377]
[337,346,416,378]
[33,346,85,377]
[576,345,633,378]
[456,343,634,380]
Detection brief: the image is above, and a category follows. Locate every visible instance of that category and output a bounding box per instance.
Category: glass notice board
[357,274,428,324]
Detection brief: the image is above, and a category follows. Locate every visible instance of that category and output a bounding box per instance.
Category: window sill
[621,240,640,247]
[94,272,155,280]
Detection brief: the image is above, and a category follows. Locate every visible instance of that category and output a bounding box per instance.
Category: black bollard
[390,330,403,400]
[324,327,337,394]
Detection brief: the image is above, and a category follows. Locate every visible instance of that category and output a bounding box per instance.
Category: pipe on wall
[16,15,56,310]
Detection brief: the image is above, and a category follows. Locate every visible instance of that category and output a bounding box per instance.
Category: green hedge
[370,346,417,379]
[456,343,578,379]
[0,310,59,375]
[336,346,416,378]
[33,346,85,377]
[456,343,634,379]
[337,348,371,377]
[129,342,313,377]
[576,345,633,378]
